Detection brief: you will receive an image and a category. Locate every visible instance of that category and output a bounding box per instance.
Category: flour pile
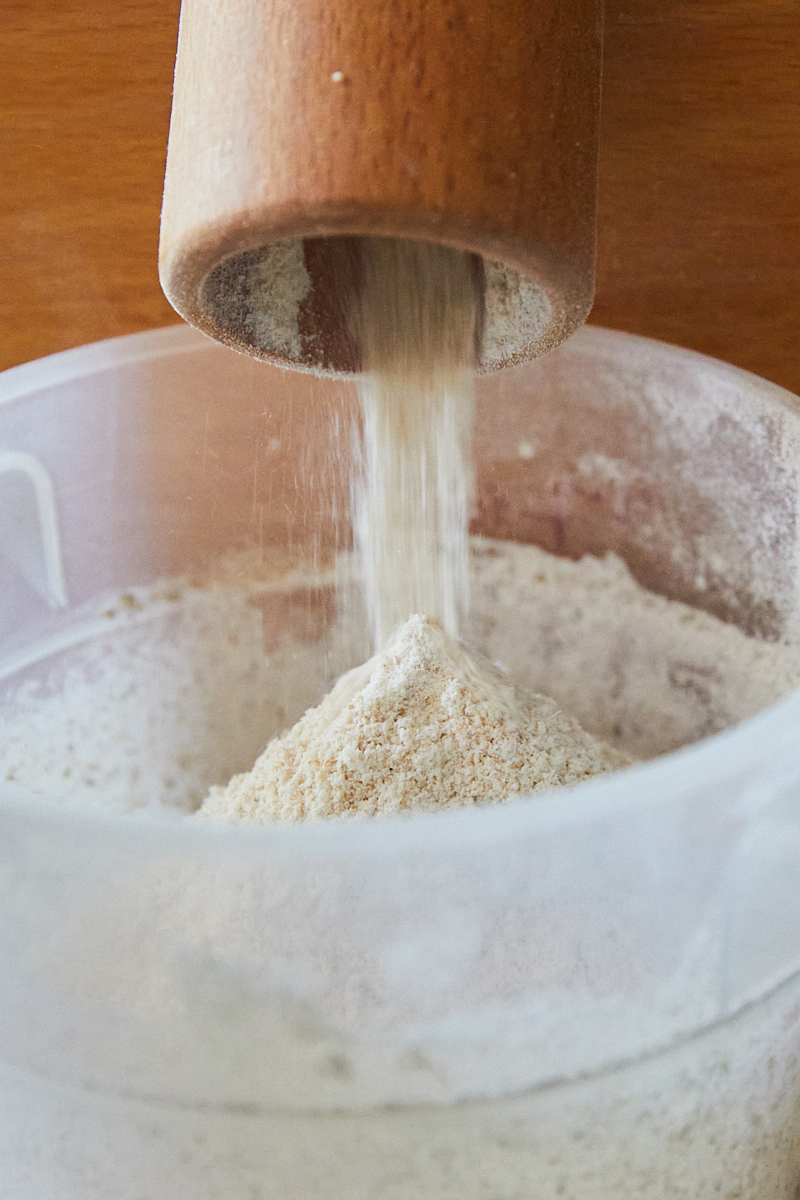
[200,613,632,824]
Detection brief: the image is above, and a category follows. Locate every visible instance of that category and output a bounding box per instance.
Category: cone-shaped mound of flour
[200,615,633,824]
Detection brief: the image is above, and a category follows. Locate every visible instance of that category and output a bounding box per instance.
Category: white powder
[201,533,800,825]
[0,553,367,814]
[244,239,311,359]
[481,259,553,367]
[2,539,798,814]
[349,239,479,647]
[469,539,800,761]
[201,614,631,824]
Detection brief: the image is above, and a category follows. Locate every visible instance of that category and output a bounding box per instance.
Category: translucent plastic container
[2,325,800,1198]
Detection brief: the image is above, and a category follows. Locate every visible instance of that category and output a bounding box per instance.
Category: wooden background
[2,1,799,393]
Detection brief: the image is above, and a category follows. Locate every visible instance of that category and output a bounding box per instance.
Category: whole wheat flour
[349,239,479,648]
[468,539,800,761]
[200,613,631,824]
[2,539,798,815]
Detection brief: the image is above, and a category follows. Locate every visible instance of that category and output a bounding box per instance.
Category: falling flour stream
[349,238,479,649]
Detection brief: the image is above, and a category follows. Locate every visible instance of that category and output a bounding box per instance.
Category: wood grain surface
[1,1,799,393]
